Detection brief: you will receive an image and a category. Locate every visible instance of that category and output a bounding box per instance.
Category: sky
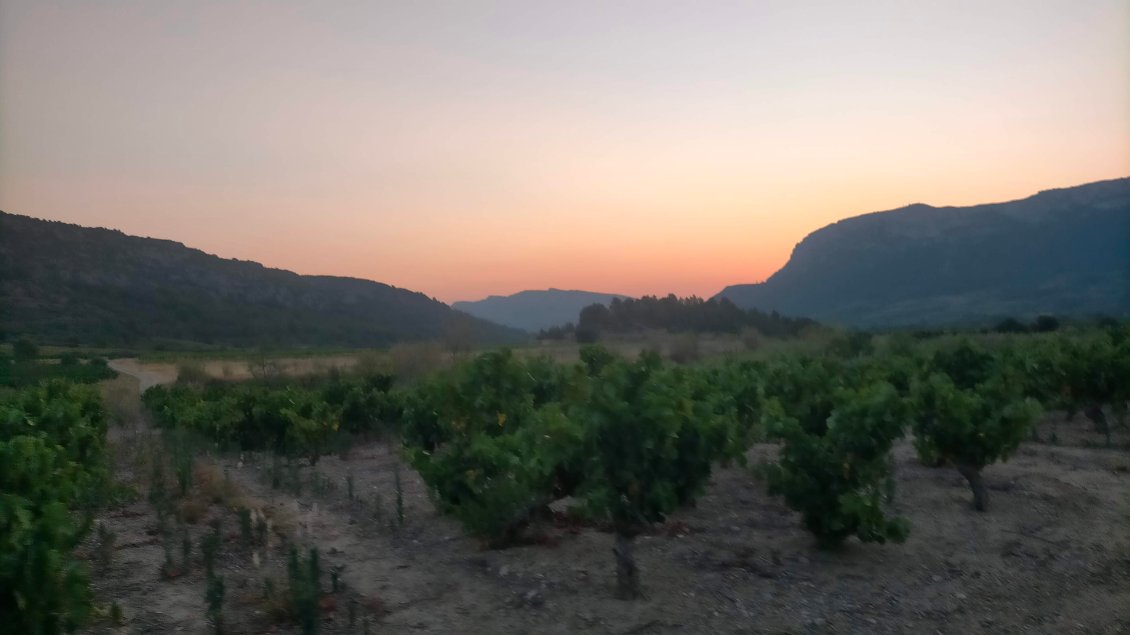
[1,1,1128,303]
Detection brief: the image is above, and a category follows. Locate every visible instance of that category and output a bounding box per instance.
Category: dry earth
[82,366,1130,634]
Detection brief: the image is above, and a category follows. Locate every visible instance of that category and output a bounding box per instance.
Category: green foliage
[764,375,910,549]
[238,508,253,545]
[0,382,110,633]
[408,403,586,545]
[0,358,117,388]
[201,523,222,576]
[393,464,405,528]
[704,360,768,443]
[206,573,225,634]
[577,352,741,531]
[1056,332,1129,433]
[287,547,322,635]
[927,339,998,390]
[827,331,874,358]
[911,372,1041,509]
[142,374,400,463]
[12,338,38,362]
[401,350,590,545]
[574,294,816,340]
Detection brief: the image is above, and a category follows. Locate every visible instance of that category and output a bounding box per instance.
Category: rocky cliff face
[717,178,1130,327]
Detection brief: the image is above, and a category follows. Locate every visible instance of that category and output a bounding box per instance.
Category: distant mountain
[453,289,630,332]
[0,212,523,348]
[717,178,1130,327]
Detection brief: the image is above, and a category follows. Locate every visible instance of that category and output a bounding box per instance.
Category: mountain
[717,178,1130,327]
[0,212,523,348]
[453,289,630,332]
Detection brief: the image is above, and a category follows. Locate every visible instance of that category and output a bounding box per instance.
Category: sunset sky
[2,1,1127,303]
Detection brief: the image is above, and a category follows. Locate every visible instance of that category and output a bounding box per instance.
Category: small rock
[499,566,511,577]
[577,611,598,625]
[931,574,943,583]
[523,590,544,607]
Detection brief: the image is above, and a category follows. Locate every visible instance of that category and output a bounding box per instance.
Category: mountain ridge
[0,211,523,348]
[454,289,630,332]
[716,177,1130,327]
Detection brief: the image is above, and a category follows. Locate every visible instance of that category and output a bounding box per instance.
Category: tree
[911,373,1039,511]
[575,304,611,343]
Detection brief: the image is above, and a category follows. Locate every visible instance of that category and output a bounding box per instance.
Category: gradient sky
[2,1,1128,303]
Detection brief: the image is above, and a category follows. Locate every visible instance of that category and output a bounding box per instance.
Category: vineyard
[3,326,1129,632]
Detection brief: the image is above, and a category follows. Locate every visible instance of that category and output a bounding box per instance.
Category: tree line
[537,294,817,342]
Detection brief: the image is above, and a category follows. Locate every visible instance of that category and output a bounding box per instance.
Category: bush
[911,373,1039,511]
[0,382,111,633]
[764,380,910,548]
[576,352,741,597]
[403,351,586,546]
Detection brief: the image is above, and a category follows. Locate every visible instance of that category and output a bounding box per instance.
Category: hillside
[453,289,628,332]
[0,212,523,348]
[717,178,1130,327]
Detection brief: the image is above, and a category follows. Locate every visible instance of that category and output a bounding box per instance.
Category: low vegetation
[0,382,111,633]
[2,320,1127,631]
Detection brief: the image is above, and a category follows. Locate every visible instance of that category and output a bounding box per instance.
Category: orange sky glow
[2,1,1128,302]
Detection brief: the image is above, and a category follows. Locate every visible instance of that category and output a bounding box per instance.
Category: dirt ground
[82,369,1130,634]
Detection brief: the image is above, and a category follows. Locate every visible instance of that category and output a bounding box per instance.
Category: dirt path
[108,358,178,392]
[83,368,207,633]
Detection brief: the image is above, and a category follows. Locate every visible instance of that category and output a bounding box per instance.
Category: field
[86,406,1129,633]
[4,327,1129,634]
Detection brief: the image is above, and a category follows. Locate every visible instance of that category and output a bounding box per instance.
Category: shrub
[176,362,210,384]
[911,373,1040,511]
[206,573,225,634]
[576,353,741,598]
[763,378,910,548]
[0,382,110,633]
[287,547,322,634]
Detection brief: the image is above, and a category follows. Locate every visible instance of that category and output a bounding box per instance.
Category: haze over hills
[717,178,1130,327]
[0,212,523,349]
[453,289,629,332]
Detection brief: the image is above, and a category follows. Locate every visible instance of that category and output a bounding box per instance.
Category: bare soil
[84,368,1130,634]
